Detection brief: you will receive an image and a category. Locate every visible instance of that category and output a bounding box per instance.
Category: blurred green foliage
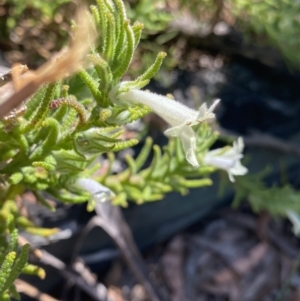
[126,0,172,34]
[176,0,300,67]
[0,0,74,66]
[230,0,300,67]
[3,0,300,69]
[5,0,72,28]
[233,169,300,217]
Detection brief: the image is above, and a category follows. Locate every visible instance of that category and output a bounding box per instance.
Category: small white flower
[76,178,114,203]
[286,210,300,236]
[110,87,220,167]
[203,137,248,182]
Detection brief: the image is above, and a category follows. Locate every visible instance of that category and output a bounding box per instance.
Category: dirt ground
[103,207,300,301]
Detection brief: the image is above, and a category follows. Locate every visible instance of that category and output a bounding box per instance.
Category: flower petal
[286,210,300,236]
[204,155,236,170]
[197,99,220,120]
[76,178,114,203]
[197,103,208,119]
[230,161,248,176]
[178,126,199,167]
[164,124,185,137]
[228,172,235,182]
[165,125,199,167]
[203,137,248,181]
[207,99,221,114]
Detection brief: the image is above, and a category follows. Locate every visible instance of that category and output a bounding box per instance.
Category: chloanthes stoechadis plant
[0,0,249,298]
[0,0,248,205]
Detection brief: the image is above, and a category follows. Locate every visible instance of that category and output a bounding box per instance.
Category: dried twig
[0,65,28,88]
[19,235,109,301]
[72,202,169,301]
[14,279,59,301]
[245,131,300,157]
[218,127,300,158]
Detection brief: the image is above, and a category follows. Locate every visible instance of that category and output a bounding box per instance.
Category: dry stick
[19,236,109,301]
[218,127,300,158]
[94,202,168,301]
[245,131,300,157]
[41,251,110,301]
[72,202,168,301]
[14,279,59,301]
[0,80,38,117]
[0,65,28,88]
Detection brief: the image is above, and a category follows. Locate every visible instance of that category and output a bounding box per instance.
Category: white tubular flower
[286,210,300,236]
[203,137,248,182]
[110,88,220,167]
[76,178,114,203]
